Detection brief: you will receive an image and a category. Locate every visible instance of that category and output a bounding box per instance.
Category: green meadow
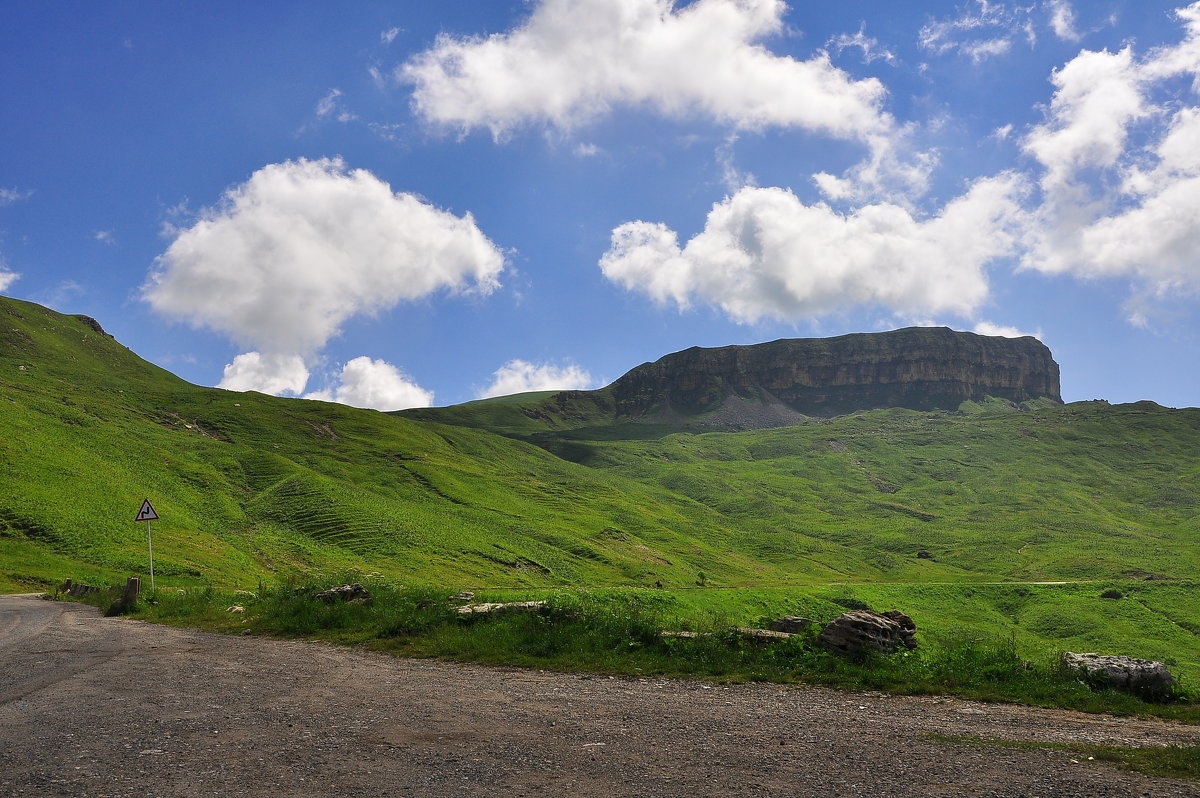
[2,295,1198,701]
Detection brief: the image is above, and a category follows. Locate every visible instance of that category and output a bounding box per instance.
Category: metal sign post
[134,499,160,589]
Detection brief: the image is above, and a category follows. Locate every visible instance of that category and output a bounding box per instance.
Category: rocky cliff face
[609,327,1061,423]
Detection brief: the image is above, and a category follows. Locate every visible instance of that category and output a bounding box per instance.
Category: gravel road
[1,593,1197,797]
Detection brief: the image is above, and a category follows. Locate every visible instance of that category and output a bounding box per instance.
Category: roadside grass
[923,733,1200,781]
[69,577,1200,725]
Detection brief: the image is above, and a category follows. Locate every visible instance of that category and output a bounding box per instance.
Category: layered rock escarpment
[609,327,1061,423]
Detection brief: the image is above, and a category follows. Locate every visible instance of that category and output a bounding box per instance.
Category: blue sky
[2,0,1198,409]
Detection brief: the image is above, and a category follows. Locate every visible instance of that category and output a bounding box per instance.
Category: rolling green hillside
[2,295,1199,682]
[2,294,1198,591]
[0,295,905,591]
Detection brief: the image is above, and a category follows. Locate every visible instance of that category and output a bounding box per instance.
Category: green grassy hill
[0,296,881,590]
[2,295,1198,682]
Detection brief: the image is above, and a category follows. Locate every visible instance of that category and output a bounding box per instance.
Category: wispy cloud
[827,24,897,65]
[919,1,1037,64]
[1047,0,1082,42]
[0,187,33,206]
[43,280,84,307]
[315,88,355,121]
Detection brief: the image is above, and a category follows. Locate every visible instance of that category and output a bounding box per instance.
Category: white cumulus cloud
[0,269,19,292]
[477,359,596,399]
[403,0,934,203]
[1020,5,1200,303]
[1022,46,1147,192]
[218,352,310,396]
[402,0,890,140]
[600,175,1027,325]
[143,157,505,395]
[973,321,1041,339]
[305,356,433,411]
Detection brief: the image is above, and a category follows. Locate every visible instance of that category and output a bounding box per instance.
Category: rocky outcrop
[610,327,1061,424]
[768,616,815,634]
[818,610,919,656]
[457,600,547,617]
[1062,652,1176,700]
[315,583,372,604]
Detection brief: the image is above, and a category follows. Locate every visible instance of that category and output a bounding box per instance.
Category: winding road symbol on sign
[135,499,159,522]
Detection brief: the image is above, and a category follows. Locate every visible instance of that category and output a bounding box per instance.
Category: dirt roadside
[1,594,1197,798]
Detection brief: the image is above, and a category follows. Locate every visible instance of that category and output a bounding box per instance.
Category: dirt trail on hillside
[1,594,1197,798]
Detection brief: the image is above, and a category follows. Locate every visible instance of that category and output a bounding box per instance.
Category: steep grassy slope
[0,297,846,590]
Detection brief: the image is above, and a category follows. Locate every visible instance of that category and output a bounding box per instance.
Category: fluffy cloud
[973,321,1041,339]
[600,175,1026,324]
[402,0,889,140]
[477,359,596,399]
[145,157,504,354]
[0,269,19,292]
[1141,2,1200,84]
[143,157,505,395]
[305,356,433,411]
[218,352,310,396]
[1020,5,1200,299]
[403,0,935,203]
[1022,47,1146,191]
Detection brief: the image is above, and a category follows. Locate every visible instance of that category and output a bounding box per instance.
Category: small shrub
[1100,588,1124,600]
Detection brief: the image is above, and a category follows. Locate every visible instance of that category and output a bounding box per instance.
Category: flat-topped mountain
[610,327,1061,423]
[405,327,1062,437]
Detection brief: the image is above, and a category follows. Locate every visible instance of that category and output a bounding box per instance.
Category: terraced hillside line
[2,594,1198,798]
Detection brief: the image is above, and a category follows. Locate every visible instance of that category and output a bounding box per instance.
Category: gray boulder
[1063,652,1176,700]
[818,609,918,656]
[315,583,372,604]
[768,616,814,633]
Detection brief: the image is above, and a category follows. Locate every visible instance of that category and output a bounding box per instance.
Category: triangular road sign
[134,498,159,522]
